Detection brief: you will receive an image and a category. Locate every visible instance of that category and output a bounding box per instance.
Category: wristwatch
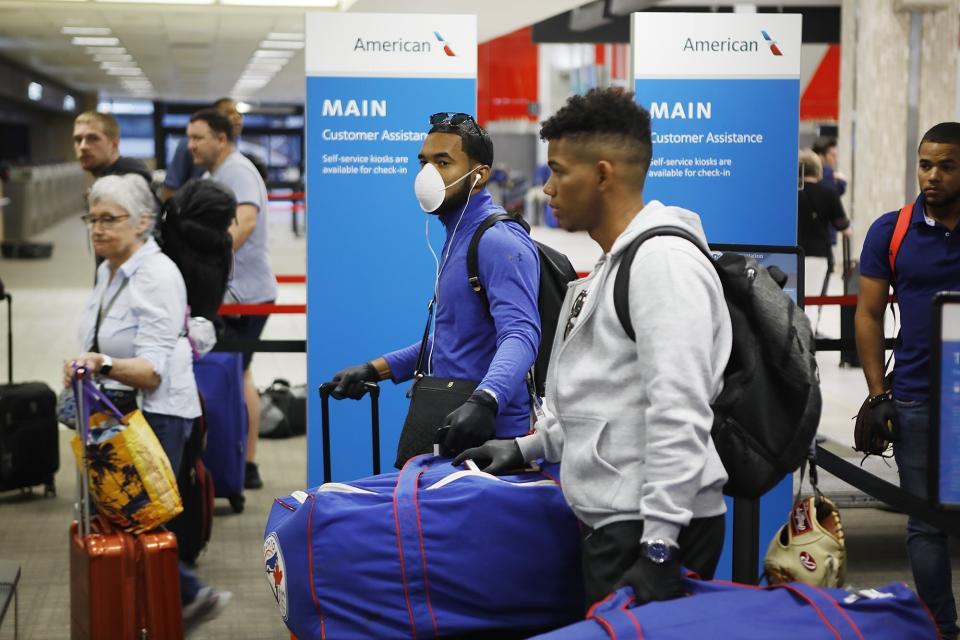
[99,354,113,377]
[639,539,677,565]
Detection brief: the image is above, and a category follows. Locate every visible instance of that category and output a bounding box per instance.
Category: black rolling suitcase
[318,382,381,483]
[0,284,59,495]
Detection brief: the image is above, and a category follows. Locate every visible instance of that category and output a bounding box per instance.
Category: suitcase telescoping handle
[4,292,10,384]
[318,382,380,484]
[73,367,92,537]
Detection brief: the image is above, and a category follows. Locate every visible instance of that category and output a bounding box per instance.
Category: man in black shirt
[73,111,152,185]
[798,149,851,331]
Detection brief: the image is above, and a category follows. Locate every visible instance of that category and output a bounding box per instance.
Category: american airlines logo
[351,31,456,57]
[761,30,784,56]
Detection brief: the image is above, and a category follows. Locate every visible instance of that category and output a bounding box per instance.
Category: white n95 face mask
[414,163,481,213]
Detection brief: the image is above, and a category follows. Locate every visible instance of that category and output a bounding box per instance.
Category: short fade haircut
[75,111,120,141]
[428,116,494,166]
[539,88,653,181]
[798,149,822,180]
[920,122,960,150]
[812,136,837,156]
[88,174,157,239]
[189,108,234,143]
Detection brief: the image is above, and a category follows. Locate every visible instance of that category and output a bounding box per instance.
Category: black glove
[330,362,379,400]
[438,391,498,456]
[451,439,523,474]
[617,550,683,605]
[869,395,900,442]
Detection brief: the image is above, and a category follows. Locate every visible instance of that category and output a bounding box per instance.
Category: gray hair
[87,174,157,238]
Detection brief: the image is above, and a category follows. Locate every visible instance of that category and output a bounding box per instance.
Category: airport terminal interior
[2,0,960,638]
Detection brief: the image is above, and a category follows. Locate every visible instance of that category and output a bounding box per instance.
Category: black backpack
[159,179,236,323]
[613,227,821,499]
[467,213,578,397]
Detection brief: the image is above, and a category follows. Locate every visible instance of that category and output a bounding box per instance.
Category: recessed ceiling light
[62,27,113,36]
[247,63,285,71]
[27,82,43,101]
[259,40,305,50]
[94,54,133,62]
[72,37,121,46]
[266,32,304,41]
[100,61,140,68]
[86,47,127,55]
[222,0,336,6]
[253,50,296,58]
[94,0,215,4]
[63,95,77,111]
[106,67,144,76]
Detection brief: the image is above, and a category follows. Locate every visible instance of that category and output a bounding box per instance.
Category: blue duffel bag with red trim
[263,454,584,639]
[530,575,937,640]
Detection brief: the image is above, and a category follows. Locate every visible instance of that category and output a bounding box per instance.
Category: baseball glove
[764,494,846,588]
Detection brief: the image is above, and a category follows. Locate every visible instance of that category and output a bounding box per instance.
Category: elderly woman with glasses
[63,173,230,632]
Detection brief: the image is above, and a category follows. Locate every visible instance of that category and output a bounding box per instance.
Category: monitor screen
[934,292,960,508]
[710,244,805,306]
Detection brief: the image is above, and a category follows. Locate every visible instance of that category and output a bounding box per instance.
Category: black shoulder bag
[394,298,477,468]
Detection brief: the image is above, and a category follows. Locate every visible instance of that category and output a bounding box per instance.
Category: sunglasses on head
[429,112,480,132]
[429,112,492,161]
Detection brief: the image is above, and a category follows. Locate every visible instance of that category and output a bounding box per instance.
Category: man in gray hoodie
[455,88,732,608]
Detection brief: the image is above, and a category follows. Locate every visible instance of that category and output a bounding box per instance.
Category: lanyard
[90,276,129,353]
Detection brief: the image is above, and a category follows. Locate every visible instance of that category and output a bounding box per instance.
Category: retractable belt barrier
[212,275,307,353]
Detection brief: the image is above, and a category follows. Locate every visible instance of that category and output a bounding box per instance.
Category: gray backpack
[613,228,822,498]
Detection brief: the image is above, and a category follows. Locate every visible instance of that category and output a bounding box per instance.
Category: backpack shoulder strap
[613,226,708,342]
[887,202,913,278]
[466,212,529,308]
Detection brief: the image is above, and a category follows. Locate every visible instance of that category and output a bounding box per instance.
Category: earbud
[473,173,482,187]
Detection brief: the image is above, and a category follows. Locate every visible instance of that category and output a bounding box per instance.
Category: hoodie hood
[610,200,711,258]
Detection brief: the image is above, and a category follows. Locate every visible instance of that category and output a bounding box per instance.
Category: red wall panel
[477,27,539,125]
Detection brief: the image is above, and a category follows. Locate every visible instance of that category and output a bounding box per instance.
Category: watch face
[643,541,672,564]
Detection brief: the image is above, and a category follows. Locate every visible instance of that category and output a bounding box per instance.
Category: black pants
[580,515,725,608]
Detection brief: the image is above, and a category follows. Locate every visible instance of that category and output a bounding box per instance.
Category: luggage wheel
[229,494,245,513]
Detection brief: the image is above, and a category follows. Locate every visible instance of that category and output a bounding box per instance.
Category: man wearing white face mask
[331,112,541,460]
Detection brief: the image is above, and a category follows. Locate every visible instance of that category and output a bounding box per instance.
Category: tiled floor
[0,207,956,638]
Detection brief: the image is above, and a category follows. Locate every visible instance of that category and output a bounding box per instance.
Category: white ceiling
[0,0,586,103]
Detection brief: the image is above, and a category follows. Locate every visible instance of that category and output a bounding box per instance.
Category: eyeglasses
[564,289,589,340]
[81,213,130,228]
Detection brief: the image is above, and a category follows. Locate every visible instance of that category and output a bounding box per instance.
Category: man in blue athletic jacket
[331,112,541,457]
[856,122,960,640]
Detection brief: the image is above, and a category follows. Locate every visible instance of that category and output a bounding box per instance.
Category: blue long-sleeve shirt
[384,190,541,437]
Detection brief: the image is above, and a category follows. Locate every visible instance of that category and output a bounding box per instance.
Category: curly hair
[539,88,652,172]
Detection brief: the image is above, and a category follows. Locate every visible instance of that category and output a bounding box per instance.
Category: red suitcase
[69,370,183,640]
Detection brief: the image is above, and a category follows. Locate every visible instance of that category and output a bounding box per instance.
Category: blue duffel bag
[263,454,584,639]
[531,576,938,639]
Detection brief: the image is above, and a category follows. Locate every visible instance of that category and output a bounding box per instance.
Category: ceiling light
[259,40,305,50]
[253,49,296,59]
[94,54,133,62]
[27,82,43,101]
[236,101,252,113]
[222,0,336,6]
[266,32,304,41]
[86,47,126,55]
[106,67,144,76]
[247,63,285,72]
[63,95,77,111]
[100,61,140,69]
[72,37,121,46]
[62,27,113,36]
[94,0,215,4]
